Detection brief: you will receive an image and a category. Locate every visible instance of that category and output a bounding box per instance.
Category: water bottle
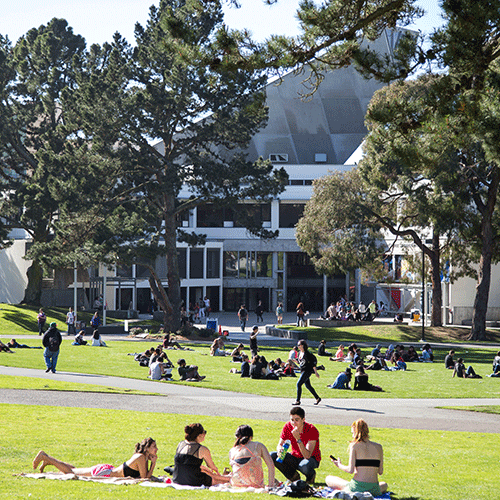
[276,440,291,463]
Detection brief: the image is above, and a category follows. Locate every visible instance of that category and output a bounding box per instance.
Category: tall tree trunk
[428,234,442,327]
[21,259,43,305]
[469,168,500,341]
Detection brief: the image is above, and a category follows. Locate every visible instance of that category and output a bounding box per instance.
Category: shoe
[317,365,325,370]
[164,466,174,475]
[314,398,321,405]
[51,370,56,373]
[45,369,51,373]
[292,400,301,405]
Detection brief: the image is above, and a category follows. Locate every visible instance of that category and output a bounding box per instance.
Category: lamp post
[421,245,425,342]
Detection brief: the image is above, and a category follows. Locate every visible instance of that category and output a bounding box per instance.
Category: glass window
[256,252,272,277]
[277,273,284,289]
[190,248,204,279]
[277,252,284,270]
[116,263,132,277]
[223,251,238,277]
[279,203,305,228]
[207,248,220,278]
[234,203,271,227]
[196,204,224,227]
[239,252,247,278]
[178,248,187,279]
[287,252,318,278]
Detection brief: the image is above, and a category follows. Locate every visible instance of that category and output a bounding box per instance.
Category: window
[234,203,271,227]
[206,248,220,278]
[279,203,305,228]
[223,251,238,277]
[256,252,272,277]
[190,249,204,279]
[178,248,187,279]
[196,204,224,227]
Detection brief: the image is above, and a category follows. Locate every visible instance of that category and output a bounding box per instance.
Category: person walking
[66,307,76,336]
[255,300,264,323]
[42,322,62,373]
[37,308,46,336]
[238,304,248,332]
[250,325,259,358]
[293,340,321,406]
[276,302,284,325]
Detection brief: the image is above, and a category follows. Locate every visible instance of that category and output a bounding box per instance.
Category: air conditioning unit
[269,154,288,163]
[315,153,327,163]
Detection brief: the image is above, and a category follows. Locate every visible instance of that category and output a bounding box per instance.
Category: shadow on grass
[3,310,37,332]
[392,496,421,500]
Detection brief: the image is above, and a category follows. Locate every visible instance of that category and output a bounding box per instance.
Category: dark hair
[290,406,305,419]
[234,425,253,446]
[135,437,155,454]
[297,340,308,350]
[177,358,186,366]
[92,329,99,339]
[185,423,205,441]
[457,357,464,363]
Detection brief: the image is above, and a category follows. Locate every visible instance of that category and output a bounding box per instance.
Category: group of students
[31,409,387,497]
[133,335,204,382]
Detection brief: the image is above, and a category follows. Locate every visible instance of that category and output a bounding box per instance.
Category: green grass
[439,405,500,415]
[0,304,124,335]
[0,375,163,395]
[0,404,497,500]
[1,339,499,399]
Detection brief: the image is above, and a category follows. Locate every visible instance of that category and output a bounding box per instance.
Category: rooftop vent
[315,153,327,163]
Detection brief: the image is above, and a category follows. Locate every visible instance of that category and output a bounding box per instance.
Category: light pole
[421,245,425,342]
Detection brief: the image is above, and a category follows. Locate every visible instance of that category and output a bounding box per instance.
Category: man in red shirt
[271,406,320,483]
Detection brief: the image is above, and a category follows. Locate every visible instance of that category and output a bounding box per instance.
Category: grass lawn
[0,404,497,500]
[439,405,500,415]
[1,338,499,399]
[0,375,163,395]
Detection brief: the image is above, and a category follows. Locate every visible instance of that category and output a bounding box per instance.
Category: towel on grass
[316,487,391,499]
[141,480,267,493]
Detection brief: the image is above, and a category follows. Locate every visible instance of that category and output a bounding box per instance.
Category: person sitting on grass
[354,366,383,392]
[149,354,172,380]
[210,338,225,356]
[445,350,455,369]
[407,345,419,362]
[172,423,230,486]
[231,343,245,362]
[326,419,387,496]
[250,355,266,379]
[330,344,345,362]
[91,329,106,347]
[420,343,434,362]
[318,340,332,357]
[327,367,352,389]
[229,424,275,489]
[283,359,297,377]
[32,437,158,479]
[177,358,206,381]
[241,354,250,377]
[72,330,87,346]
[453,358,481,379]
[490,351,500,377]
[163,333,183,350]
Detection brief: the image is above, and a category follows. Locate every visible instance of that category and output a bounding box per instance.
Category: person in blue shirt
[327,368,352,389]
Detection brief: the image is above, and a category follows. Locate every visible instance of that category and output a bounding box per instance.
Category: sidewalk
[1,365,499,433]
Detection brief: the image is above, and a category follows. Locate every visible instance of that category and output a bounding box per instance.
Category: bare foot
[33,451,48,471]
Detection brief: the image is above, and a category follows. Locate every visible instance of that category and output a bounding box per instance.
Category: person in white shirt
[66,307,76,336]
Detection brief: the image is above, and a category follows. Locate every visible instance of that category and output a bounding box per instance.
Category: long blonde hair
[351,419,369,443]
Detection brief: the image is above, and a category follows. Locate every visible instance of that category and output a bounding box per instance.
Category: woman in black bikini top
[325,419,388,496]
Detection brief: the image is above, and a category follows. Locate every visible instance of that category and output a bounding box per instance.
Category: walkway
[1,366,499,433]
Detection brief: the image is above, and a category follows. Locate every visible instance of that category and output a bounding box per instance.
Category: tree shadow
[3,310,37,332]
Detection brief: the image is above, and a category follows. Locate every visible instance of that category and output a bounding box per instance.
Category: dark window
[190,248,204,279]
[178,248,187,279]
[196,204,224,227]
[116,263,132,277]
[207,248,220,278]
[287,252,318,278]
[234,203,271,227]
[279,203,305,228]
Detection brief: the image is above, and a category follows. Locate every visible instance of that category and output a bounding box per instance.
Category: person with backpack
[293,340,321,406]
[42,322,62,373]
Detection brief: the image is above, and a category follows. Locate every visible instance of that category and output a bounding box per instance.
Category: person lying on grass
[32,437,158,479]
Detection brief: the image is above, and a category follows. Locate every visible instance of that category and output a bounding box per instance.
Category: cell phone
[330,454,337,461]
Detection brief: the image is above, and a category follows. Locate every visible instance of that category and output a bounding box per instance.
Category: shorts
[347,479,381,496]
[91,464,115,477]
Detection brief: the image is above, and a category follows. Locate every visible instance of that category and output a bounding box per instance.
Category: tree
[0,19,87,304]
[65,0,288,331]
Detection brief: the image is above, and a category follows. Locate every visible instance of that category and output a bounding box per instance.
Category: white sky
[0,0,443,47]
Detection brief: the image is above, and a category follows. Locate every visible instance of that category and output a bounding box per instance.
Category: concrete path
[1,366,499,433]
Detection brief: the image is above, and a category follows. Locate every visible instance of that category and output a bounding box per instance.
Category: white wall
[0,240,29,303]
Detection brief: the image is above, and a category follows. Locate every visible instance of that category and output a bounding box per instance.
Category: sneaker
[163,466,174,475]
[314,397,321,405]
[292,400,301,405]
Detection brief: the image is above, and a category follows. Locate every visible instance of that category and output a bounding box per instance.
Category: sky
[0,0,444,47]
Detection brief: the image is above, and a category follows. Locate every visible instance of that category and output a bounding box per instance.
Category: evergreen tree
[0,19,86,304]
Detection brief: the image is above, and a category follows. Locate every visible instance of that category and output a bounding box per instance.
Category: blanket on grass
[142,480,267,493]
[316,488,391,500]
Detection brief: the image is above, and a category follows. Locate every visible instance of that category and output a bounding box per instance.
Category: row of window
[179,203,305,229]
